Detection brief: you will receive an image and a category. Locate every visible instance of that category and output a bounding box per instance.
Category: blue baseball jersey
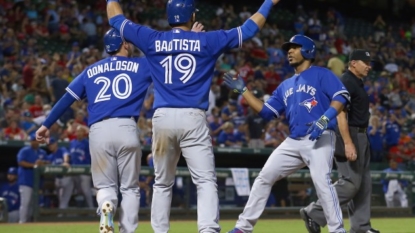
[0,182,20,212]
[47,147,69,165]
[66,56,152,126]
[17,146,48,187]
[69,139,90,165]
[119,20,243,110]
[263,66,349,139]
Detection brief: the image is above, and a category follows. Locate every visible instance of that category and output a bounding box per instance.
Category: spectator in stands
[373,15,387,42]
[382,160,408,208]
[245,107,267,149]
[368,115,384,162]
[217,122,243,148]
[3,119,26,140]
[20,111,36,135]
[327,51,345,77]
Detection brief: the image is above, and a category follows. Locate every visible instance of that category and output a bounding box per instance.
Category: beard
[289,58,305,68]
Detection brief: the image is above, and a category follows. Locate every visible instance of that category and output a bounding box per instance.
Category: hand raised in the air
[306,115,329,141]
[223,72,247,94]
[191,22,205,32]
[270,0,281,5]
[36,125,50,144]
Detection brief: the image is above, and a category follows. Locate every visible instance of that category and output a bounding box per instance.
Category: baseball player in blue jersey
[0,167,20,222]
[35,28,152,233]
[47,137,73,210]
[69,127,94,208]
[223,35,350,233]
[17,133,48,223]
[106,0,280,232]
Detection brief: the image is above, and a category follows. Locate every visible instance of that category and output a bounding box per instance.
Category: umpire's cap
[167,0,198,25]
[8,167,17,175]
[104,28,123,54]
[349,49,373,63]
[282,35,316,60]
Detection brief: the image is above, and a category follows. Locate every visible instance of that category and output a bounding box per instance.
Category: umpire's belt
[349,126,367,133]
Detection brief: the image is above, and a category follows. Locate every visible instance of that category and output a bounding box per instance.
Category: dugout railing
[31,165,415,222]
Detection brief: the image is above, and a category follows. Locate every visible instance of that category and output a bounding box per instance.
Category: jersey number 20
[94,73,132,103]
[160,53,196,84]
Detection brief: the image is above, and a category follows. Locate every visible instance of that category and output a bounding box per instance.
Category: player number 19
[160,53,196,84]
[94,73,132,103]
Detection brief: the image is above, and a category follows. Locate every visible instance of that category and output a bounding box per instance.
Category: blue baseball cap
[49,137,57,144]
[28,132,37,141]
[8,167,17,175]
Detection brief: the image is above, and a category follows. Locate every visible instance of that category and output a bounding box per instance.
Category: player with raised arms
[35,29,152,233]
[106,0,280,232]
[223,35,349,233]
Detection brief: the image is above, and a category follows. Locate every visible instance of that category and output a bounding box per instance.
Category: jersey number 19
[160,53,196,84]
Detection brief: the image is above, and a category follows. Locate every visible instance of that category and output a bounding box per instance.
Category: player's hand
[191,22,205,32]
[271,0,281,5]
[307,116,329,141]
[223,73,247,94]
[345,142,357,161]
[36,125,50,144]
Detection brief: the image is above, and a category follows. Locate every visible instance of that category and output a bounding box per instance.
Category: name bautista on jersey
[87,61,139,78]
[155,39,201,52]
[283,84,317,106]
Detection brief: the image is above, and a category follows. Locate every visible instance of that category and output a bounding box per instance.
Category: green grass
[0,218,414,232]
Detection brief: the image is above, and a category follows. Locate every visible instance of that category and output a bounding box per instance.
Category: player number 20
[160,53,196,84]
[94,73,132,103]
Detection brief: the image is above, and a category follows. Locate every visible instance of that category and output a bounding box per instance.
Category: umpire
[300,49,380,233]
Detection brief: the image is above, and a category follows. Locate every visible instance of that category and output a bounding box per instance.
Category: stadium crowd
[0,0,414,171]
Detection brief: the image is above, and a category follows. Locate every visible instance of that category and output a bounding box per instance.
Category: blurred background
[0,0,414,223]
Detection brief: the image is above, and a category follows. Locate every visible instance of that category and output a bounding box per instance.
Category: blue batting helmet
[8,167,17,175]
[167,0,198,25]
[281,35,316,60]
[104,28,123,54]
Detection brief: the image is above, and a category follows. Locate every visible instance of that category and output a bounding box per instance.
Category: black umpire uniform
[301,50,380,233]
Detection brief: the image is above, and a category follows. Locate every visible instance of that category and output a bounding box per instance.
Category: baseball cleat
[227,228,245,233]
[300,208,321,233]
[366,229,380,233]
[99,201,114,233]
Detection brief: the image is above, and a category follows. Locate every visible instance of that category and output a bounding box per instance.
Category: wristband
[258,0,273,18]
[323,107,338,121]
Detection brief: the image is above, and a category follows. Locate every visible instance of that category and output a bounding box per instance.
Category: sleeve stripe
[66,87,81,101]
[264,103,280,118]
[236,26,242,48]
[332,90,350,101]
[120,19,129,41]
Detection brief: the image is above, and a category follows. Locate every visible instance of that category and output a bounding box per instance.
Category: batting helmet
[104,28,123,54]
[167,0,198,25]
[281,35,316,60]
[8,167,17,175]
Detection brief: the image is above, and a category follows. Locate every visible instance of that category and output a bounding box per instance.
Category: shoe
[227,228,244,233]
[366,228,380,233]
[99,201,114,233]
[300,208,321,233]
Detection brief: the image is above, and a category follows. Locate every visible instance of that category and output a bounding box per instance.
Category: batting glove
[307,115,329,141]
[223,73,247,94]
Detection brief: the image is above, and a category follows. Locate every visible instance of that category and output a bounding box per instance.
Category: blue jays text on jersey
[262,66,349,139]
[117,19,243,110]
[69,139,90,165]
[66,56,152,126]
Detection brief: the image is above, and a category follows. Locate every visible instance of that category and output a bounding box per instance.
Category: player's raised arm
[223,73,284,121]
[106,0,153,52]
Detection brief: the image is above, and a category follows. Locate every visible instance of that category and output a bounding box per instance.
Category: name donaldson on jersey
[155,39,201,52]
[87,61,140,78]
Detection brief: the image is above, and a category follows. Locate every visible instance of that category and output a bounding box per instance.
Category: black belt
[350,126,367,133]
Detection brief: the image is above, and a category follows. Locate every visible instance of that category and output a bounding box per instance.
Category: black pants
[305,127,373,233]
